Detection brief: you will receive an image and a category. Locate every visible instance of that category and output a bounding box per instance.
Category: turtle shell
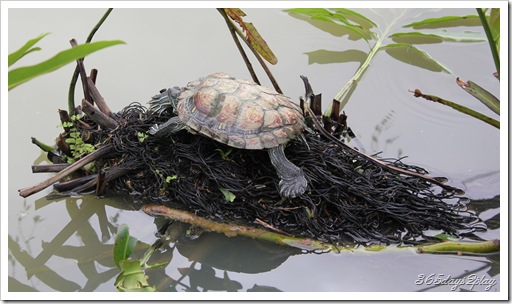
[176,72,305,150]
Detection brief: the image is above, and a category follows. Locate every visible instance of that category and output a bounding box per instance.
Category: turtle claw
[148,124,160,136]
[279,173,307,198]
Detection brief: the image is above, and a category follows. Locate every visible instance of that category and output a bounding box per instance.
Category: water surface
[6,7,501,298]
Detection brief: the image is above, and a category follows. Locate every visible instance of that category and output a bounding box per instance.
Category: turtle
[148,72,307,198]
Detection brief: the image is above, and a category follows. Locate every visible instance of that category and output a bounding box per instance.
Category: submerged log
[143,205,334,252]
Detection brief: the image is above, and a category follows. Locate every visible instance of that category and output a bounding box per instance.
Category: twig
[68,8,114,114]
[58,109,72,132]
[53,174,98,192]
[217,8,260,85]
[305,106,462,192]
[96,166,133,196]
[89,68,98,84]
[217,8,282,94]
[87,78,112,116]
[70,39,92,105]
[18,144,114,198]
[32,164,70,173]
[81,99,118,130]
[255,218,293,236]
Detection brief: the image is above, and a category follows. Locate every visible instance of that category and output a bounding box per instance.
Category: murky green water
[6,6,502,299]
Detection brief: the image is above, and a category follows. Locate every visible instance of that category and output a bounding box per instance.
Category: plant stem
[68,8,113,114]
[86,8,113,44]
[411,89,500,129]
[476,8,500,78]
[326,10,405,117]
[143,204,499,255]
[142,205,336,251]
[417,239,499,254]
[217,9,282,94]
[217,9,260,85]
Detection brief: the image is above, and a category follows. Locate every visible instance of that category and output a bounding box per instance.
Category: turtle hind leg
[149,116,185,137]
[268,145,307,198]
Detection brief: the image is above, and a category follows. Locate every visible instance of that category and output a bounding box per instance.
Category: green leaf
[489,8,500,52]
[403,15,481,29]
[390,31,486,43]
[244,22,278,65]
[215,148,232,159]
[330,8,377,28]
[304,49,368,65]
[8,33,50,67]
[381,43,451,73]
[113,224,138,268]
[165,175,177,183]
[456,78,500,115]
[434,233,449,240]
[115,260,156,292]
[285,8,375,41]
[8,39,125,90]
[220,188,236,203]
[224,8,278,65]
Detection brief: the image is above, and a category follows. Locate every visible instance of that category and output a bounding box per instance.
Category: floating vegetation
[19,72,485,247]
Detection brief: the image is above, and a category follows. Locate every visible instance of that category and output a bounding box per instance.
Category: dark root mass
[95,102,483,246]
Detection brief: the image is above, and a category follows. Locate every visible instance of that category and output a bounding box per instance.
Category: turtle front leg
[268,145,307,198]
[149,116,186,137]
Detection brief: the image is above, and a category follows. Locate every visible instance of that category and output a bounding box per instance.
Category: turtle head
[149,86,182,115]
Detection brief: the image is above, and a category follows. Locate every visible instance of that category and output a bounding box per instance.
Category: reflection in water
[8,196,302,292]
[8,193,499,292]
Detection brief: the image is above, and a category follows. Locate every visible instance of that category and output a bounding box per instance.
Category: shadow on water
[8,188,499,292]
[9,194,307,292]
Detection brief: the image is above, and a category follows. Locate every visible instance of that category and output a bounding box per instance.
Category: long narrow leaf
[9,40,125,90]
[489,8,500,52]
[456,78,500,115]
[390,31,485,43]
[8,33,50,67]
[381,43,451,73]
[224,8,277,64]
[244,22,278,65]
[285,8,374,42]
[403,15,480,28]
[477,8,500,77]
[331,8,377,27]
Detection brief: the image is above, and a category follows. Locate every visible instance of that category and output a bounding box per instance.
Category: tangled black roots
[94,102,483,246]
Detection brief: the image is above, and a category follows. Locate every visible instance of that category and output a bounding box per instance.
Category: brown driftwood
[32,164,70,173]
[81,99,118,130]
[87,77,112,116]
[19,144,114,198]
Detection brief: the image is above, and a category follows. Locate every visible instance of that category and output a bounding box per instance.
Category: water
[6,6,502,298]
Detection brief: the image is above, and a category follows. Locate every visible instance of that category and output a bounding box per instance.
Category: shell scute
[177,73,304,150]
[234,101,264,131]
